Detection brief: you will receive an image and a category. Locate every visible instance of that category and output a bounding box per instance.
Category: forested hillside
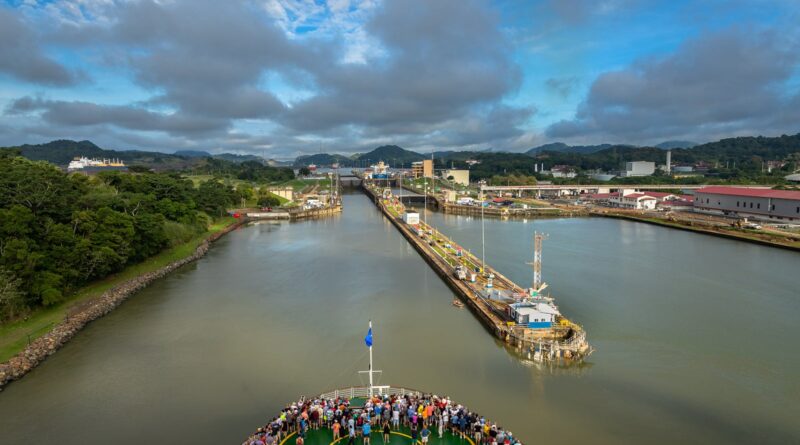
[0,150,239,321]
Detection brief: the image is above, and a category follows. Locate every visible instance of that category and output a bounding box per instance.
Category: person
[392,406,400,430]
[421,425,430,445]
[348,425,356,445]
[333,420,341,441]
[383,420,391,444]
[296,435,304,445]
[410,422,418,443]
[362,420,371,445]
[437,415,444,439]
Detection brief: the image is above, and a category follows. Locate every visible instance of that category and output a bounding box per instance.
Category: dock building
[694,187,800,222]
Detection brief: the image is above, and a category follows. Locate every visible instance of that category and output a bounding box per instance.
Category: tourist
[333,420,341,441]
[247,393,520,445]
[392,406,400,430]
[421,425,430,445]
[382,420,391,443]
[348,426,356,445]
[362,420,371,445]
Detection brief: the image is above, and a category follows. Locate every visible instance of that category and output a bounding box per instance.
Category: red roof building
[694,187,800,221]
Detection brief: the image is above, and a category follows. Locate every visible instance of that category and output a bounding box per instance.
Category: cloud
[546,0,636,24]
[2,0,529,155]
[546,27,800,143]
[0,8,82,86]
[545,77,579,98]
[280,0,525,136]
[8,96,228,136]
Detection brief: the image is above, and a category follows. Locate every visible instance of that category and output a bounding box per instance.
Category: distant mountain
[213,153,264,163]
[8,139,190,168]
[174,149,212,157]
[655,140,697,149]
[433,151,481,162]
[4,139,276,169]
[294,153,353,167]
[526,142,620,155]
[355,145,425,166]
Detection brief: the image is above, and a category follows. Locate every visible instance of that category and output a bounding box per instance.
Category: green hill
[355,145,425,166]
[294,153,353,167]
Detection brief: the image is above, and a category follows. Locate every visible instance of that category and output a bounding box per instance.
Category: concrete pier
[362,182,592,363]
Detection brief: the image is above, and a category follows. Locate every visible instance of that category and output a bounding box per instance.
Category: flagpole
[368,320,373,397]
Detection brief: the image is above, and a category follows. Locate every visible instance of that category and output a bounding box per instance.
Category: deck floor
[278,426,476,445]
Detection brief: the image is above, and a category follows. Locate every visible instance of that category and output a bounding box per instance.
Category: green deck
[278,426,476,445]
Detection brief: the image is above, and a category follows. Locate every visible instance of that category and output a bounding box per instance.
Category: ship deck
[278,426,475,445]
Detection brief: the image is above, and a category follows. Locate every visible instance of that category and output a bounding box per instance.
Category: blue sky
[0,0,798,157]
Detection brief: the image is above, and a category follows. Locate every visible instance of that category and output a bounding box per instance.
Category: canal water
[0,193,798,444]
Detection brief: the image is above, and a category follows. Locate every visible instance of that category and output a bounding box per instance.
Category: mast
[480,180,486,275]
[528,231,548,294]
[368,320,373,395]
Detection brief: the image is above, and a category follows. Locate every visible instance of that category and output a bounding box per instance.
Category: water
[0,193,798,444]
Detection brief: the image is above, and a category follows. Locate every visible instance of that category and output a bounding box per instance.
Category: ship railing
[319,386,424,400]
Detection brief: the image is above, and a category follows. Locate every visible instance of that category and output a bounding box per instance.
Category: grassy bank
[0,218,238,362]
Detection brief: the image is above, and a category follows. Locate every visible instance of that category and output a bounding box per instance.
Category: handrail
[317,386,426,400]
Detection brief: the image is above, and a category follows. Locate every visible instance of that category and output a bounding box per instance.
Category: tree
[258,196,281,207]
[298,167,311,176]
[0,267,24,321]
[194,180,236,217]
[128,165,153,173]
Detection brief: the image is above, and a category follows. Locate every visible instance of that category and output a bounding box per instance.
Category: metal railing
[318,386,423,400]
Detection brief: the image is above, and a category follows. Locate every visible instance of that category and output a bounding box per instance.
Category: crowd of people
[244,392,522,445]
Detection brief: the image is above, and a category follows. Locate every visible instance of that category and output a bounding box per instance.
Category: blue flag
[364,327,373,347]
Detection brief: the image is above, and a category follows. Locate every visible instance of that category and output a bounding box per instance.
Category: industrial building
[694,187,800,222]
[609,192,657,210]
[267,186,294,201]
[411,159,433,178]
[621,161,655,177]
[443,169,469,185]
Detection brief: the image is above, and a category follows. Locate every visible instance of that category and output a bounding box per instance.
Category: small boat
[452,299,464,308]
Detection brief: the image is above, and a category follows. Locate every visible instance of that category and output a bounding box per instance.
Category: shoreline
[0,218,248,391]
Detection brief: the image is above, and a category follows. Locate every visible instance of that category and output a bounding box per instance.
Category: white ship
[67,157,127,172]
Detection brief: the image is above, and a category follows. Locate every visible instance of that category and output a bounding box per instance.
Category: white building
[621,161,655,177]
[443,169,470,186]
[610,192,658,210]
[508,301,560,329]
[550,165,577,178]
[403,212,420,225]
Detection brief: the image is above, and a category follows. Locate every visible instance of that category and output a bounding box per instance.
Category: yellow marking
[279,432,297,445]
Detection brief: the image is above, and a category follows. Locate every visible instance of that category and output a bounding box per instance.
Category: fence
[318,386,423,400]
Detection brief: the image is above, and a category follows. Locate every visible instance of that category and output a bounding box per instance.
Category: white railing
[318,386,423,400]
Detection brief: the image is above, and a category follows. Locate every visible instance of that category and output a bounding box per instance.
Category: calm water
[0,193,798,444]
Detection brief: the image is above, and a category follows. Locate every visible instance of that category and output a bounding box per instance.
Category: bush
[257,196,281,207]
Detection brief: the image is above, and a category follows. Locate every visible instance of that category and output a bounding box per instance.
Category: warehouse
[694,187,800,222]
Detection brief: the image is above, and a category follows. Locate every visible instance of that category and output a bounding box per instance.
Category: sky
[0,0,799,158]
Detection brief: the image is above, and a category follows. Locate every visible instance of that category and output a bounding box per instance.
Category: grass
[0,217,240,362]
